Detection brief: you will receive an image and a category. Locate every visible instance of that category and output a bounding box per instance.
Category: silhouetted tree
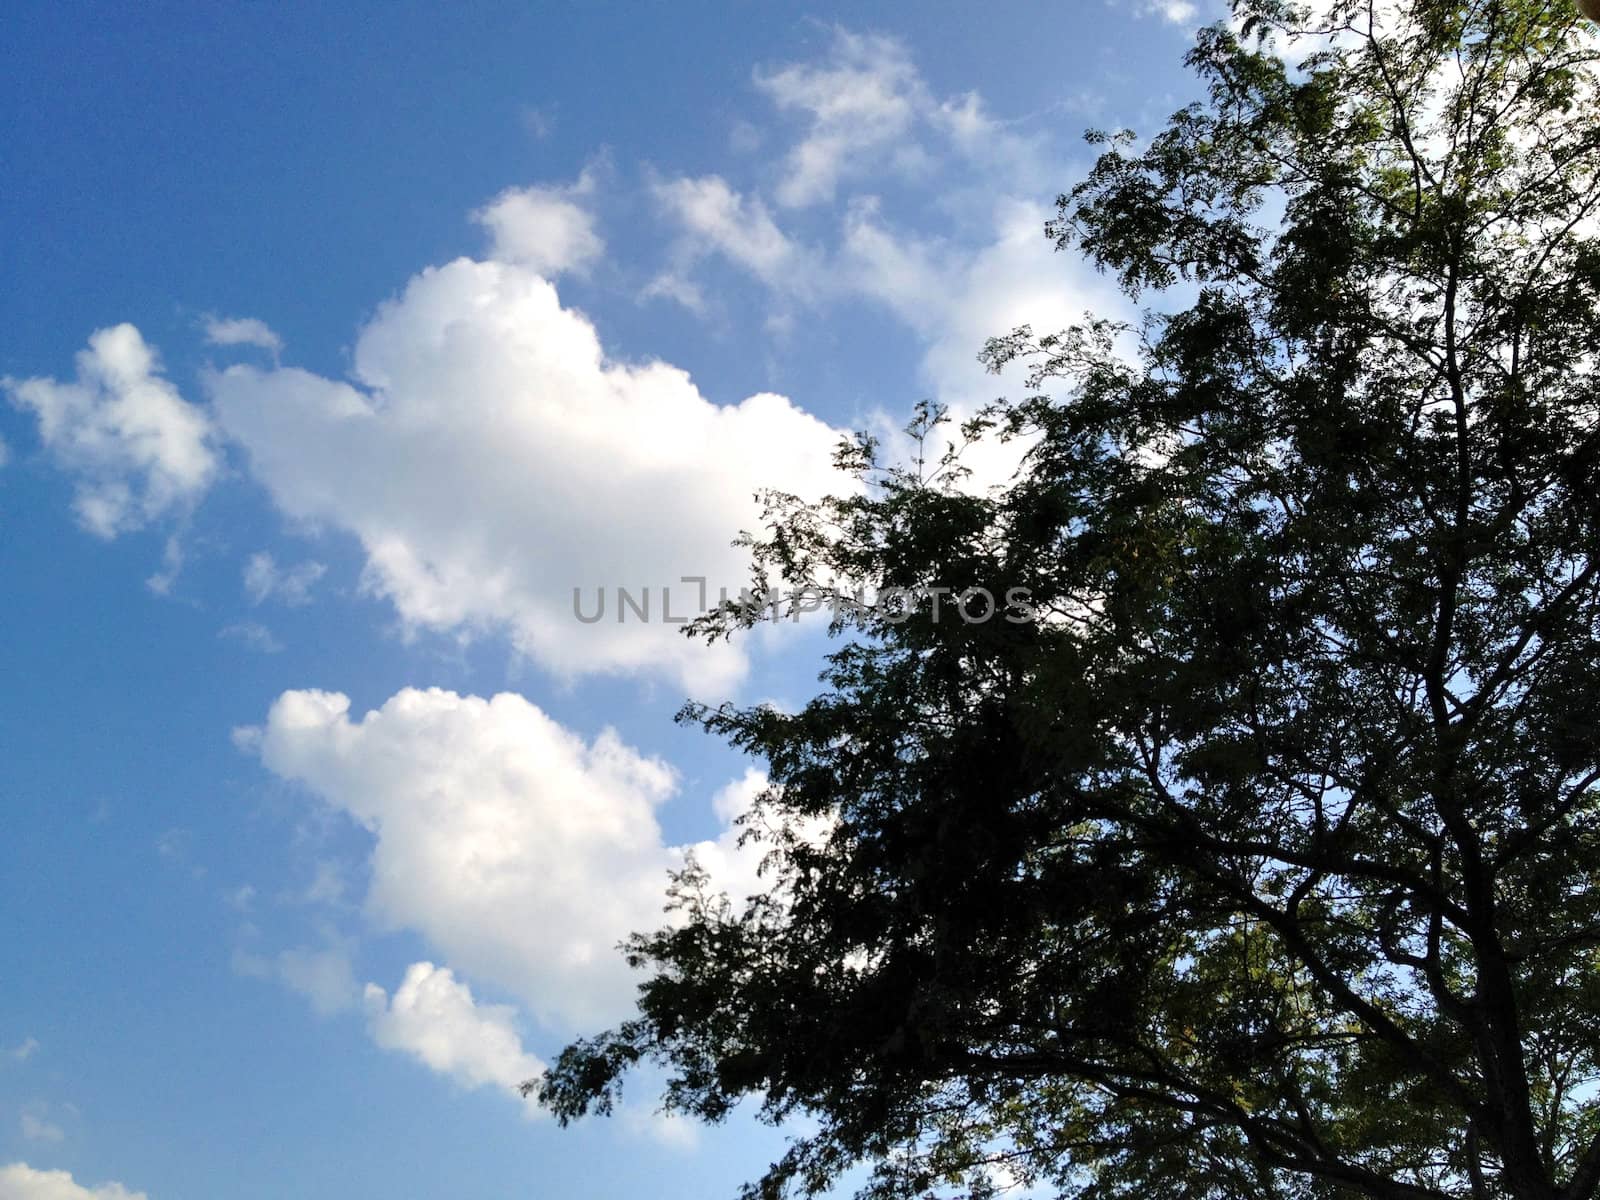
[534,2,1600,1196]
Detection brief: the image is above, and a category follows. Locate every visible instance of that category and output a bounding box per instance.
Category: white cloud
[654,179,1117,489]
[474,184,603,277]
[144,534,186,596]
[210,258,847,691]
[234,942,359,1017]
[650,32,1120,481]
[1137,0,1200,24]
[845,195,1118,408]
[277,945,361,1015]
[364,962,545,1109]
[652,180,1119,445]
[0,435,10,468]
[618,1102,701,1150]
[242,552,325,606]
[301,860,347,906]
[3,325,218,537]
[202,315,283,356]
[647,173,818,326]
[18,1115,62,1145]
[686,767,776,905]
[154,828,190,863]
[729,119,765,154]
[5,1039,39,1064]
[244,689,796,1138]
[520,106,555,140]
[219,621,283,654]
[241,687,768,1030]
[756,29,929,207]
[749,28,1055,208]
[652,175,803,287]
[0,1164,147,1200]
[244,687,677,1028]
[363,965,704,1145]
[639,272,707,313]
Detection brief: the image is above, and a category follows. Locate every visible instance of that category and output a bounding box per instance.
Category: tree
[532,1,1600,1196]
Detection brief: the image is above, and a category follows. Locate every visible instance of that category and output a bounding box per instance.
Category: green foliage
[536,3,1600,1197]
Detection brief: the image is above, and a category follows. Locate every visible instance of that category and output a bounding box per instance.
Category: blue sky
[0,3,1216,1197]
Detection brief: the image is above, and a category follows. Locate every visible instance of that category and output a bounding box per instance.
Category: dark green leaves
[538,4,1600,1198]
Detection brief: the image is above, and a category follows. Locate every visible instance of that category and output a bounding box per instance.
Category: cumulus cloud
[0,1164,147,1200]
[3,325,218,537]
[242,552,325,606]
[202,315,283,356]
[210,259,846,691]
[244,687,679,1028]
[241,687,768,1030]
[474,183,603,277]
[364,962,545,1109]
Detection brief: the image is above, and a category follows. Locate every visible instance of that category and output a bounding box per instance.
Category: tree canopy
[532,1,1600,1197]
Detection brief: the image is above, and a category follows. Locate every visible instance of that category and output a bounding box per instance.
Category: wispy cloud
[6,1037,40,1064]
[202,315,283,356]
[243,552,325,607]
[756,29,929,207]
[234,939,359,1017]
[220,621,283,654]
[20,1110,64,1144]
